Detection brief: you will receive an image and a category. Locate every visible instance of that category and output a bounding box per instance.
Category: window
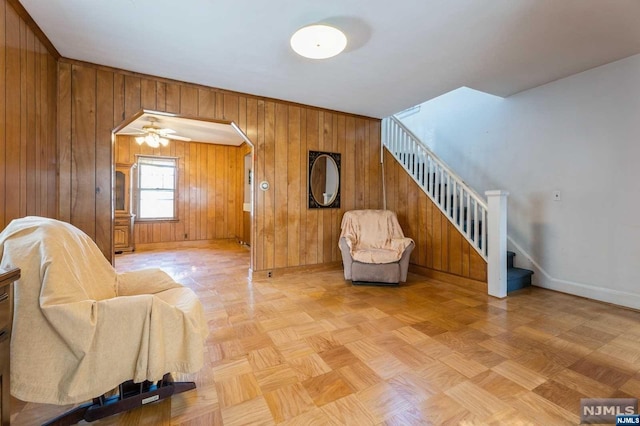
[136,156,178,220]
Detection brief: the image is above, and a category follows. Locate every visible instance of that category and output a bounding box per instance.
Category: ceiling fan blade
[118,131,145,136]
[165,134,191,141]
[158,128,176,135]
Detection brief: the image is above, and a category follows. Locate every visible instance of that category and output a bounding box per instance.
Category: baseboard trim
[134,238,241,252]
[409,265,487,292]
[250,262,342,281]
[507,236,640,310]
[534,276,640,311]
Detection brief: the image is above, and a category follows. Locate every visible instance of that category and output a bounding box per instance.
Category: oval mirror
[308,151,341,208]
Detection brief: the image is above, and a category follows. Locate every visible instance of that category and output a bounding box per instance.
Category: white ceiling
[20,0,640,119]
[117,112,247,146]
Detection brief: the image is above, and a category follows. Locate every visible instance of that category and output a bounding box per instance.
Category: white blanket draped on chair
[0,217,208,405]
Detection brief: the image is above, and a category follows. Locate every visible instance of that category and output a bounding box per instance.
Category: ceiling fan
[120,117,192,148]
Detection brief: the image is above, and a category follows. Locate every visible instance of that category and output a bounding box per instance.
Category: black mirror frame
[308,150,341,209]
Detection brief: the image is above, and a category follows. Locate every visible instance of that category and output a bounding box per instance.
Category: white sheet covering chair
[339,210,415,285]
[0,217,209,424]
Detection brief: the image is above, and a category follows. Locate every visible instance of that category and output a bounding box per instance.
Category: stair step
[507,267,533,292]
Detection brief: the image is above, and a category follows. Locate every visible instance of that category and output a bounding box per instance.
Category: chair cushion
[350,247,404,264]
[340,210,414,264]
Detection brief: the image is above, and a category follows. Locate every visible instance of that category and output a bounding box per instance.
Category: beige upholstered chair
[0,217,208,424]
[339,210,415,285]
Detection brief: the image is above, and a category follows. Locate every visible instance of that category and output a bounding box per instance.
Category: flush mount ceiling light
[290,24,347,59]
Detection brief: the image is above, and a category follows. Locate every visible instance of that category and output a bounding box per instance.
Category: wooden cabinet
[0,268,19,426]
[115,163,135,253]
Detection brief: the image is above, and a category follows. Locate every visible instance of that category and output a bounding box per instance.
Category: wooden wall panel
[3,0,479,285]
[5,5,21,223]
[274,103,288,268]
[0,0,57,230]
[0,1,7,228]
[287,106,301,267]
[95,70,115,256]
[263,101,276,269]
[57,59,382,269]
[1,2,378,270]
[236,143,252,247]
[383,149,487,283]
[115,137,245,245]
[304,110,319,265]
[71,65,97,239]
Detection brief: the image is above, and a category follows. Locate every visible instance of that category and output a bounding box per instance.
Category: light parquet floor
[11,240,640,425]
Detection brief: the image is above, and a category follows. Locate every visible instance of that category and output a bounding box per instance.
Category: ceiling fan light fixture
[290,24,347,59]
[135,133,167,149]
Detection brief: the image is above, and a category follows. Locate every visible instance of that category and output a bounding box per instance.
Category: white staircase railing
[382,116,488,259]
[382,116,509,297]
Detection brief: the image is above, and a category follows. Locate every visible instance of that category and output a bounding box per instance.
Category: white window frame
[135,155,178,222]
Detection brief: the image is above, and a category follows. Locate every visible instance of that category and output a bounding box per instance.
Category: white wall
[399,53,640,309]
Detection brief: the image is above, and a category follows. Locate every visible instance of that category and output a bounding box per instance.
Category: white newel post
[485,190,509,298]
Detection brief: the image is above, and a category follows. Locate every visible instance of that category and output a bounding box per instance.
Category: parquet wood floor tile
[301,371,354,407]
[418,392,470,425]
[445,381,510,418]
[490,360,546,391]
[470,370,529,402]
[533,379,588,414]
[10,240,640,425]
[337,361,383,392]
[288,353,332,381]
[263,383,315,423]
[355,381,412,423]
[321,394,376,425]
[568,356,633,388]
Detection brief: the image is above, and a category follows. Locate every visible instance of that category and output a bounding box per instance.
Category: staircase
[507,251,533,292]
[382,117,489,259]
[382,115,534,296]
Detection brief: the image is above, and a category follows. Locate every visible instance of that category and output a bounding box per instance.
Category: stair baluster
[382,115,520,297]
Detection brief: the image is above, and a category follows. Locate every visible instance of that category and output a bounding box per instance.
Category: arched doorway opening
[112,109,255,272]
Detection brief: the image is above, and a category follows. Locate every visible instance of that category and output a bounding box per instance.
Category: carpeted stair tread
[507,267,532,279]
[507,266,533,292]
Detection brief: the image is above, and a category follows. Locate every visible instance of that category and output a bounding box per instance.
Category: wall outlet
[267,271,272,278]
[552,190,561,201]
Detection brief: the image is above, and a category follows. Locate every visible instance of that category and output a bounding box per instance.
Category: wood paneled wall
[3,0,482,284]
[58,59,382,268]
[115,136,249,245]
[384,149,487,283]
[0,0,57,229]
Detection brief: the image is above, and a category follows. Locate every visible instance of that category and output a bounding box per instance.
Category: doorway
[112,110,255,271]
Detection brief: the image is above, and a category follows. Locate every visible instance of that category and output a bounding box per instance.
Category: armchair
[339,210,415,285]
[0,217,208,423]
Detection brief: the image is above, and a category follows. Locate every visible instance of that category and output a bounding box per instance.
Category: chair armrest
[398,240,415,282]
[339,237,354,280]
[390,237,414,252]
[117,268,182,296]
